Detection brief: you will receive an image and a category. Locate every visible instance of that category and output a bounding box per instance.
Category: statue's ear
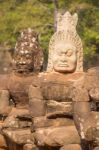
[73,13,78,27]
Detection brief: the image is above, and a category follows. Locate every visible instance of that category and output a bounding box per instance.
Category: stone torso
[40,72,84,99]
[33,72,84,116]
[41,77,72,102]
[7,73,34,108]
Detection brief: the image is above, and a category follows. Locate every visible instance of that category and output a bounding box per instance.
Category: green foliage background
[0,0,99,63]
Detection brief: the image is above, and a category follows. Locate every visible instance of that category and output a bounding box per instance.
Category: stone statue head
[13,28,43,74]
[47,12,83,73]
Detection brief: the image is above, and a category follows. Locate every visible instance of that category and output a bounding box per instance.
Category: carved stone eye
[66,50,73,57]
[26,55,31,59]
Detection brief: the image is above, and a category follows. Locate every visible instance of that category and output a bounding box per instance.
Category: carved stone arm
[73,101,99,145]
[29,85,46,132]
[29,85,46,118]
[73,101,91,139]
[0,90,12,117]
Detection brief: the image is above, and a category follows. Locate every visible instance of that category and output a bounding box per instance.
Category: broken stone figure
[73,67,99,150]
[0,28,43,150]
[29,11,84,150]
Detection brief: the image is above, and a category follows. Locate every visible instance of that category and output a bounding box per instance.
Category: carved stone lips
[59,64,68,67]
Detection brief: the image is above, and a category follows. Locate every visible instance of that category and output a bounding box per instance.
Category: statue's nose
[61,55,67,62]
[19,60,26,65]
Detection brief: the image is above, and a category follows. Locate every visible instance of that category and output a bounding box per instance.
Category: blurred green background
[0,0,99,72]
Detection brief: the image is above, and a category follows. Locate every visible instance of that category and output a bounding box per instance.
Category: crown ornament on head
[15,28,38,53]
[56,11,78,32]
[47,11,83,72]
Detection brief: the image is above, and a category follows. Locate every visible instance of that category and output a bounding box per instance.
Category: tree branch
[52,0,59,31]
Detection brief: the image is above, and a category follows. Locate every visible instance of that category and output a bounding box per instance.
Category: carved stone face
[14,50,34,73]
[52,42,77,73]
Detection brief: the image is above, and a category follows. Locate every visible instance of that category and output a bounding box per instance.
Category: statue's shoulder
[72,72,90,102]
[72,68,99,102]
[85,67,99,102]
[84,67,99,88]
[87,67,99,76]
[33,72,85,84]
[0,73,10,90]
[30,72,59,88]
[31,72,46,87]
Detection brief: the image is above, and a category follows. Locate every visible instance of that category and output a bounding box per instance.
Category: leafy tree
[0,0,99,66]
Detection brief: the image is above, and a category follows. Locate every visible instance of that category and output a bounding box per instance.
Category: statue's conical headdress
[47,11,83,72]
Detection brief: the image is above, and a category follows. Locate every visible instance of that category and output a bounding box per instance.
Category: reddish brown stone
[0,134,7,149]
[3,129,34,145]
[33,117,74,129]
[23,144,38,150]
[60,144,82,150]
[94,147,99,150]
[34,126,80,147]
